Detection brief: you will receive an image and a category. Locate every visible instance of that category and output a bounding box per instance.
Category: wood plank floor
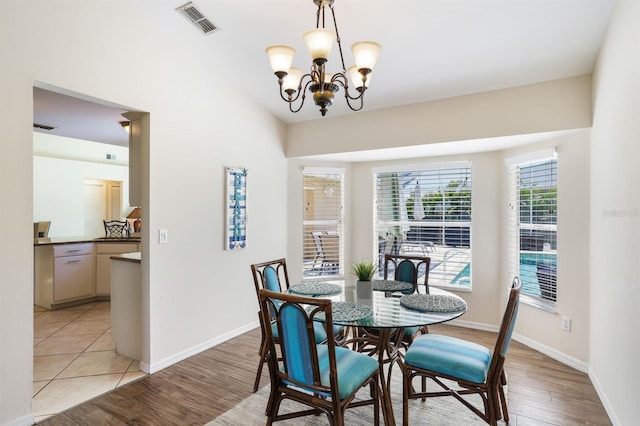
[38,324,611,425]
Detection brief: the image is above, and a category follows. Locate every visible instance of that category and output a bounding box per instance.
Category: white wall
[286,75,592,157]
[0,2,286,424]
[590,0,640,424]
[33,134,131,238]
[501,130,591,369]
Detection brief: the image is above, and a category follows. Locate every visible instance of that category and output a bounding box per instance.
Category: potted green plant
[352,259,377,299]
[351,259,377,281]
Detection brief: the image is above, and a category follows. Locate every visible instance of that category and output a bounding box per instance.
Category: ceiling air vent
[33,123,55,131]
[176,2,221,35]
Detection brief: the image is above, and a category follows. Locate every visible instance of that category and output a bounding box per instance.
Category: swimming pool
[451,252,557,294]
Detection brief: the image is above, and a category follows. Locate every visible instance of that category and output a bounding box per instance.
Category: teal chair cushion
[316,345,379,400]
[271,322,328,343]
[404,326,419,336]
[405,334,491,384]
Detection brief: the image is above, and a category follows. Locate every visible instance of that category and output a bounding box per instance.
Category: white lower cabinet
[54,253,94,302]
[35,243,95,309]
[35,241,140,309]
[96,243,139,296]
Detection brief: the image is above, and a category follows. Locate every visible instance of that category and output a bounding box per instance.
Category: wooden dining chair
[103,219,128,237]
[383,253,431,294]
[250,258,340,393]
[401,277,522,426]
[383,253,431,346]
[258,289,383,426]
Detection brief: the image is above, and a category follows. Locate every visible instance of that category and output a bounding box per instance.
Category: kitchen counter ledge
[110,252,141,263]
[34,236,141,246]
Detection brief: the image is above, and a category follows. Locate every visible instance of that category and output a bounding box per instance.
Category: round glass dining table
[291,279,467,426]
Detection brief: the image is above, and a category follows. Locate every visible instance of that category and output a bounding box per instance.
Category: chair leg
[499,369,510,423]
[253,337,268,392]
[402,367,411,426]
[253,356,265,393]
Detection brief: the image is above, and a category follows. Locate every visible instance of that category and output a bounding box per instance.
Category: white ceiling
[33,0,615,155]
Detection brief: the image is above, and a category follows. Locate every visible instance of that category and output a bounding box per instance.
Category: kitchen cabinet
[95,242,139,296]
[35,243,95,309]
[122,111,146,206]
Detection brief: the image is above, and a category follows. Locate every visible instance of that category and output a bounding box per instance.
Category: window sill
[432,284,472,293]
[521,295,557,313]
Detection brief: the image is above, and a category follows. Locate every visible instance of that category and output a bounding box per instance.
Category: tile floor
[33,301,146,423]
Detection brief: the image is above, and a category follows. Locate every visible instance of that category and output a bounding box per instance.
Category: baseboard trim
[4,415,34,426]
[144,320,259,374]
[589,368,622,426]
[447,319,589,373]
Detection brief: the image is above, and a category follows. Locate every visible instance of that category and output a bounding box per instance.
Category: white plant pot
[356,280,373,300]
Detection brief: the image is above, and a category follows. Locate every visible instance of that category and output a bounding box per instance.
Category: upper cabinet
[122,111,148,207]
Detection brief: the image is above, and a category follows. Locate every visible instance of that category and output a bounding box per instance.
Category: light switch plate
[159,229,168,244]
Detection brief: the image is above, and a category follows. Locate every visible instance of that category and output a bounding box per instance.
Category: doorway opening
[32,84,149,421]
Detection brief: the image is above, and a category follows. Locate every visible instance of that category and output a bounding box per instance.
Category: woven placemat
[399,294,467,313]
[289,281,342,296]
[372,279,414,293]
[315,302,373,322]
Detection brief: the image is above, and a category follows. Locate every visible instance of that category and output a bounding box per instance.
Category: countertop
[110,252,141,263]
[34,236,141,246]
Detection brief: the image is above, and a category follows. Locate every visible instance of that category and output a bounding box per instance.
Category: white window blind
[303,168,344,279]
[374,163,472,289]
[507,155,557,305]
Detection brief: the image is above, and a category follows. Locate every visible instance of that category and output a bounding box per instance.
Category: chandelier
[265,0,381,117]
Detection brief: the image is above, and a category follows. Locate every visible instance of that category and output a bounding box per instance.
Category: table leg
[375,327,404,426]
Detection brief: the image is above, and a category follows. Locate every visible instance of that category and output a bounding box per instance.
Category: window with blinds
[303,168,344,279]
[507,154,557,306]
[374,163,472,289]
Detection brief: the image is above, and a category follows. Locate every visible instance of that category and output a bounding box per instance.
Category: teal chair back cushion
[280,304,315,385]
[264,266,281,292]
[396,259,418,284]
[501,298,520,356]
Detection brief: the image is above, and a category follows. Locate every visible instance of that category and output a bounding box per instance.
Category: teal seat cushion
[271,322,327,343]
[316,345,379,400]
[405,334,491,384]
[404,326,419,336]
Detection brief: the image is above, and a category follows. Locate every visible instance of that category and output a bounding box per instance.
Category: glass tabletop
[318,280,467,328]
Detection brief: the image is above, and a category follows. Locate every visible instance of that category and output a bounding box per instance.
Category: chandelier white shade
[265,0,381,116]
[282,67,303,92]
[352,41,382,70]
[265,45,296,74]
[303,29,336,60]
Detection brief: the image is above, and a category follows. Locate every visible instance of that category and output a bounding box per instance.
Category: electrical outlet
[562,316,571,332]
[159,229,168,244]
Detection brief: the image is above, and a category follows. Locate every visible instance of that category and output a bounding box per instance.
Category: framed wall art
[225,167,247,250]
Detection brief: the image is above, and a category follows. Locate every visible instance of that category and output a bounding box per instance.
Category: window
[507,152,558,307]
[303,168,344,279]
[374,162,472,289]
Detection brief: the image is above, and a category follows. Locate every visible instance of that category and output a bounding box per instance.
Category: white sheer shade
[303,29,335,60]
[265,45,295,73]
[352,41,381,70]
[282,67,303,91]
[348,66,371,89]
